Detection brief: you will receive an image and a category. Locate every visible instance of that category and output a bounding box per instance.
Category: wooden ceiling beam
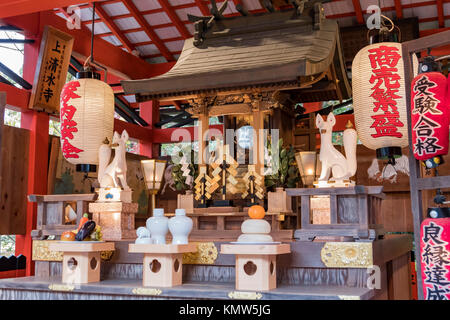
[133,37,184,47]
[122,0,175,61]
[142,51,182,60]
[94,3,136,53]
[351,0,364,24]
[195,0,211,16]
[437,0,445,28]
[394,0,403,19]
[157,0,192,39]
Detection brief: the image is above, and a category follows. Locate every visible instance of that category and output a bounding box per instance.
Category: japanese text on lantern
[60,81,83,159]
[368,45,404,138]
[421,221,450,300]
[29,26,73,114]
[412,75,443,157]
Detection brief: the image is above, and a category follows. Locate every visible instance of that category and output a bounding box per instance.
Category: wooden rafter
[394,0,403,19]
[195,0,211,16]
[157,0,192,39]
[351,0,364,24]
[94,3,136,53]
[437,0,445,28]
[122,0,175,61]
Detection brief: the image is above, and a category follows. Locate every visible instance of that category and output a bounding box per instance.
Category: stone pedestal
[49,242,115,284]
[89,202,138,241]
[221,244,291,291]
[128,243,197,287]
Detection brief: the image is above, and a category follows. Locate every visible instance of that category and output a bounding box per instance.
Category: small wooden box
[267,188,292,214]
[221,244,291,291]
[128,243,197,288]
[49,241,115,284]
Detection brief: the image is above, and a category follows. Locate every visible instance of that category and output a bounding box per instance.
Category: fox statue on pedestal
[98,130,130,190]
[316,113,357,186]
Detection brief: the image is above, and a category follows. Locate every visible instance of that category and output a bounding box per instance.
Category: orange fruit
[248,205,265,219]
[61,231,76,241]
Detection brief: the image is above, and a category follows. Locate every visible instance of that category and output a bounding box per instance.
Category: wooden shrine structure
[122,4,351,209]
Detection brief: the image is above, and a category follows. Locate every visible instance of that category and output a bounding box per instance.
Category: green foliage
[264,138,300,190]
[169,146,198,191]
[0,235,15,256]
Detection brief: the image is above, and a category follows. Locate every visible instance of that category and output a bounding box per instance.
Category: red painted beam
[195,0,211,17]
[0,0,103,19]
[2,11,175,80]
[122,0,175,62]
[437,0,445,28]
[157,0,192,39]
[0,83,30,111]
[351,0,364,24]
[394,0,403,19]
[114,119,152,142]
[94,3,136,54]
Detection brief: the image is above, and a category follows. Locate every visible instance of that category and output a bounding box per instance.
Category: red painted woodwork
[152,124,224,144]
[0,269,26,279]
[139,100,159,158]
[411,72,449,161]
[122,0,175,62]
[195,0,211,16]
[2,12,175,80]
[394,0,403,19]
[0,0,102,19]
[94,3,136,53]
[351,0,364,24]
[420,218,450,300]
[0,83,30,110]
[114,119,151,143]
[437,0,445,28]
[157,0,192,39]
[303,102,322,114]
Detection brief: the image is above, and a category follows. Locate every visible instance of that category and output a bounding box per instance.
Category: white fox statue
[316,113,357,186]
[98,130,130,190]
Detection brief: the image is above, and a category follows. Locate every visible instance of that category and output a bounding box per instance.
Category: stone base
[96,188,132,203]
[89,202,138,241]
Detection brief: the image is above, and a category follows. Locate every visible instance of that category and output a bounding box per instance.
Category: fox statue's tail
[98,139,111,187]
[343,125,357,177]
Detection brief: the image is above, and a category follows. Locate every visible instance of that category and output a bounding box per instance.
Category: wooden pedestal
[267,188,292,214]
[128,243,197,287]
[49,242,115,284]
[89,202,138,241]
[221,244,291,291]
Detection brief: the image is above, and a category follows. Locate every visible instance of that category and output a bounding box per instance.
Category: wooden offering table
[128,243,197,287]
[49,241,115,284]
[221,243,291,291]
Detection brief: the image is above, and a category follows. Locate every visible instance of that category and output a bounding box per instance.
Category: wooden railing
[0,254,26,279]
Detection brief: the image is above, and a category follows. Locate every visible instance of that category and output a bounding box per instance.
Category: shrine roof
[121,8,350,101]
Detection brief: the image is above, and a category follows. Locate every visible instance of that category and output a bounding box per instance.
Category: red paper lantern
[411,72,449,162]
[420,218,450,300]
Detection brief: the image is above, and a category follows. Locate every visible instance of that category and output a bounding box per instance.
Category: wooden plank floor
[0,276,375,300]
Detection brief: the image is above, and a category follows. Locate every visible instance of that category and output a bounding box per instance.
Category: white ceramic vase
[168,209,193,244]
[146,208,169,244]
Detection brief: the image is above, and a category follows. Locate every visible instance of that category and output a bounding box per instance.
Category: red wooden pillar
[139,100,159,158]
[15,16,49,276]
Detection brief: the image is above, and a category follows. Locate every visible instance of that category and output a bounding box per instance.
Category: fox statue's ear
[121,130,129,141]
[113,131,120,140]
[327,112,336,126]
[316,114,324,128]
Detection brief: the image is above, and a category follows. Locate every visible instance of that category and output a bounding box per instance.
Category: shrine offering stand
[221,244,291,291]
[49,242,115,284]
[128,243,197,287]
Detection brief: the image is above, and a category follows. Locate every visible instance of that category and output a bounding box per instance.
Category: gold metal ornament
[320,242,373,268]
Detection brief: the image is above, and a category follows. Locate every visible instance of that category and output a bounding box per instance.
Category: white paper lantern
[60,74,114,166]
[352,42,417,159]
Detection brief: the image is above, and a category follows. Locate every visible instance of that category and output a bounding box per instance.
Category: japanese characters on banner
[352,42,417,153]
[29,26,73,115]
[420,218,450,300]
[411,72,449,161]
[60,78,114,165]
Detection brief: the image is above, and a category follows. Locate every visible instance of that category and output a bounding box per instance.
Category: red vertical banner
[420,218,450,300]
[411,72,449,160]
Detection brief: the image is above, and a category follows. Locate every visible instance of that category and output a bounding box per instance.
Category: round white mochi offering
[237,233,274,243]
[241,219,271,234]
